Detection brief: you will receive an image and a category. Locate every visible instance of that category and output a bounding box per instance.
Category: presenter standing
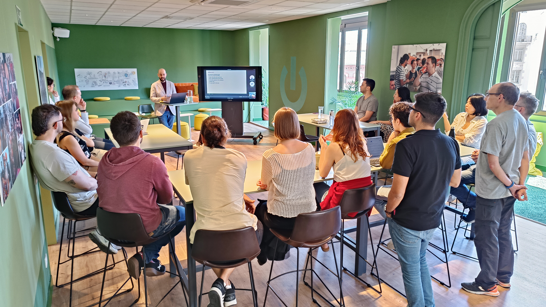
[150,68,177,129]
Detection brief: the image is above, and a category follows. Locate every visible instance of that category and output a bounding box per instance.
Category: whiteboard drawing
[75,68,138,91]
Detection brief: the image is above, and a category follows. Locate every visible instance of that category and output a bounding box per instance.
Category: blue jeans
[143,205,186,263]
[158,109,175,129]
[388,218,436,307]
[449,165,476,209]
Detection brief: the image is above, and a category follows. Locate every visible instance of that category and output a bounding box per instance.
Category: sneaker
[111,243,122,250]
[145,259,166,276]
[461,282,500,297]
[208,278,226,307]
[88,230,118,254]
[496,279,511,289]
[224,282,237,307]
[127,253,144,279]
[461,209,476,224]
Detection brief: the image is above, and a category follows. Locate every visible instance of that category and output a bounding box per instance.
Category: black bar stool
[263,207,343,307]
[192,227,261,307]
[96,207,188,307]
[51,192,121,307]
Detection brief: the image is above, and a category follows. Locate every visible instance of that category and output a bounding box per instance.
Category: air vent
[209,0,253,6]
[162,15,193,21]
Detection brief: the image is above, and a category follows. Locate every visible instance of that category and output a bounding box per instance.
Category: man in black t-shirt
[385,92,461,307]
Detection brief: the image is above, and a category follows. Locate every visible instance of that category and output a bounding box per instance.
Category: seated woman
[56,100,100,176]
[255,107,316,265]
[184,116,261,307]
[442,93,488,149]
[370,87,412,141]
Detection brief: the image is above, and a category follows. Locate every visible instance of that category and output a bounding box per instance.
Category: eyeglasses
[514,104,524,109]
[485,92,501,97]
[408,105,426,119]
[52,119,63,127]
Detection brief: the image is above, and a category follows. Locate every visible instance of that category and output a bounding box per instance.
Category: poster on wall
[0,52,26,206]
[75,68,139,91]
[35,56,48,105]
[390,43,446,93]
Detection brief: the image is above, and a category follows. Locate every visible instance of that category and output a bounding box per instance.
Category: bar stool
[263,207,343,307]
[96,208,188,307]
[192,227,260,307]
[51,192,121,307]
[337,185,382,294]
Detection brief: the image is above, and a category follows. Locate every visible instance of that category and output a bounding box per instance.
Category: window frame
[337,15,368,92]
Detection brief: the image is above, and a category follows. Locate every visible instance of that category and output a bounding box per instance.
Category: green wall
[53,24,245,100]
[0,0,56,306]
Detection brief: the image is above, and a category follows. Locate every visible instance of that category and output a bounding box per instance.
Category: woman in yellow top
[379,101,415,170]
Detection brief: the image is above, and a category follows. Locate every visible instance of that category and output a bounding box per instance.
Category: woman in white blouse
[442,93,488,148]
[254,107,316,265]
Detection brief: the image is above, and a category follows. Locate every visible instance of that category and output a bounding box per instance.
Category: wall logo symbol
[280,57,307,111]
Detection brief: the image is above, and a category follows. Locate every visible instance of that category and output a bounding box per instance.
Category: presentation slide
[206,70,247,94]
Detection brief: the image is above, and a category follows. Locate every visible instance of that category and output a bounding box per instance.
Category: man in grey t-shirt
[462,82,529,297]
[354,78,379,122]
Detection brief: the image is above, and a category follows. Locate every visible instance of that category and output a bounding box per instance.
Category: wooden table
[298,113,381,136]
[104,124,193,161]
[89,118,110,125]
[159,102,199,136]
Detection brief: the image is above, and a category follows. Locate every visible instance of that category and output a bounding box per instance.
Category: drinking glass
[318,106,324,118]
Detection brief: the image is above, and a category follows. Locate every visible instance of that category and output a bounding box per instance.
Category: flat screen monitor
[197,66,262,102]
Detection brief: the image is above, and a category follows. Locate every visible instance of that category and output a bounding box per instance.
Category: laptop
[169,93,187,104]
[140,119,150,136]
[366,136,384,167]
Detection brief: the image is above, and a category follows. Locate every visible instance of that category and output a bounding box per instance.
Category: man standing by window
[150,68,177,129]
[354,78,378,122]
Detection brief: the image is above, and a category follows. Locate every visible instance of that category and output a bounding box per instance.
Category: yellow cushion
[194,113,209,131]
[197,108,210,112]
[125,96,140,100]
[94,97,110,101]
[529,132,543,176]
[88,115,99,119]
[172,122,191,139]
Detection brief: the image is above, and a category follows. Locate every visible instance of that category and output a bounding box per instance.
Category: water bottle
[329,110,335,127]
[449,128,455,138]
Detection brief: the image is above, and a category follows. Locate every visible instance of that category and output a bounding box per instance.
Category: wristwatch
[80,109,87,112]
[385,208,394,215]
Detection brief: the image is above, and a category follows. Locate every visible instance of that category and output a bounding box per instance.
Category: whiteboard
[75,68,138,91]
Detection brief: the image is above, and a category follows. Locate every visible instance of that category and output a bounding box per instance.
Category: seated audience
[386,92,461,307]
[62,85,114,150]
[451,92,539,224]
[97,111,186,277]
[255,107,316,264]
[354,78,378,123]
[56,100,100,176]
[184,116,261,307]
[47,77,60,105]
[29,104,116,254]
[442,93,488,148]
[370,87,412,141]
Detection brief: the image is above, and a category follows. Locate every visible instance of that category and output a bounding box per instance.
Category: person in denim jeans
[98,111,186,277]
[385,93,461,307]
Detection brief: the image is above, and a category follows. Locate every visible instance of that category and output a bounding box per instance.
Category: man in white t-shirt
[29,104,116,254]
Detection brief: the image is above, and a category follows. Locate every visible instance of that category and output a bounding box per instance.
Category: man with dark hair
[437,58,444,79]
[414,56,443,93]
[354,78,378,122]
[385,92,461,306]
[97,111,186,278]
[46,77,60,105]
[29,105,116,254]
[150,68,177,129]
[62,85,114,150]
[462,82,529,297]
[395,54,410,89]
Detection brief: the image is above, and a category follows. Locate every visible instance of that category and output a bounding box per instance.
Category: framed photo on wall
[35,56,48,105]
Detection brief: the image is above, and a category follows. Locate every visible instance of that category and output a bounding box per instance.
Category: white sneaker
[88,230,118,254]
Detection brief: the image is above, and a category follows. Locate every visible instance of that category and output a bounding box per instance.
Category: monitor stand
[221,101,263,145]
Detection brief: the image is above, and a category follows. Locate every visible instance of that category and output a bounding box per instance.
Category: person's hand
[257,180,267,190]
[52,90,59,97]
[163,96,171,102]
[244,198,256,214]
[319,135,328,149]
[443,112,448,119]
[324,133,333,141]
[471,149,479,163]
[385,209,392,218]
[509,184,527,200]
[369,121,379,124]
[515,188,528,201]
[77,98,87,111]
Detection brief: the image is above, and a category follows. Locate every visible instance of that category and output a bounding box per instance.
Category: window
[337,14,368,92]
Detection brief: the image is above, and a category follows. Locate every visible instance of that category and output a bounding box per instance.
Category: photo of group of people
[0,52,26,206]
[389,43,446,93]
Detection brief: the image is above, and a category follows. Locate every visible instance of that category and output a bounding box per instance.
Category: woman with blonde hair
[254,107,316,264]
[56,100,100,175]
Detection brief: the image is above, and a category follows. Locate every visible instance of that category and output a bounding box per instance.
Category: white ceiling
[41,0,387,31]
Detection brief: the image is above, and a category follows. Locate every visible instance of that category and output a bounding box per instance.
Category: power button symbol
[280,57,307,112]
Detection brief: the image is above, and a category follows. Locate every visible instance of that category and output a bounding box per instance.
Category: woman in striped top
[254,107,316,264]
